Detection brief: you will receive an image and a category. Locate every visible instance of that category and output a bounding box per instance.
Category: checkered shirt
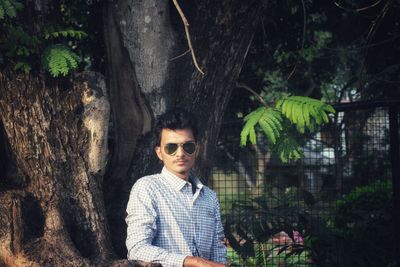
[126,167,227,267]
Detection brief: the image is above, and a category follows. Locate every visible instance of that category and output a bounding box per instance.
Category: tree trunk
[175,0,263,181]
[0,72,157,266]
[0,71,107,265]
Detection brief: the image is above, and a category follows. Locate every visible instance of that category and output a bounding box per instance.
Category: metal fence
[211,100,400,267]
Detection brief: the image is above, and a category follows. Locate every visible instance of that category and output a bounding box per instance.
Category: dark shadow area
[22,193,45,243]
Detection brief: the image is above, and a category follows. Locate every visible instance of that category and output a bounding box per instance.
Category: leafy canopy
[0,0,22,19]
[0,0,103,77]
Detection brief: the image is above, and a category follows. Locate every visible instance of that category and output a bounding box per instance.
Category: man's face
[155,128,197,180]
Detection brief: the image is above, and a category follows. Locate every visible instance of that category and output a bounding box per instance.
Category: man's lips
[174,160,188,164]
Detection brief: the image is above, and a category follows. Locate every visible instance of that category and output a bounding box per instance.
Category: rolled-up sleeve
[126,180,187,267]
[210,198,227,264]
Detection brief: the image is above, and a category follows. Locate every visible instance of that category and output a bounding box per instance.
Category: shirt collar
[161,167,204,192]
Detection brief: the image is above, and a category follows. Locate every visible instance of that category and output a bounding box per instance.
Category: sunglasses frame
[163,141,197,155]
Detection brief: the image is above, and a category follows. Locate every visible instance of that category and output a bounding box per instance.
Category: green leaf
[14,61,31,73]
[12,0,22,9]
[241,107,265,146]
[241,107,285,146]
[276,96,335,133]
[45,29,88,40]
[259,119,276,144]
[0,5,4,19]
[41,44,80,77]
[273,135,303,163]
[3,0,16,18]
[0,0,23,19]
[249,127,257,144]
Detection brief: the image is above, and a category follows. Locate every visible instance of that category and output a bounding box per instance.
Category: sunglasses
[164,142,196,155]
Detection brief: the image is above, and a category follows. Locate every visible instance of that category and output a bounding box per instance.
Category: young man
[126,108,227,267]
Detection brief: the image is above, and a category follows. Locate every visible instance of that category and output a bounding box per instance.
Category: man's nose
[175,146,185,156]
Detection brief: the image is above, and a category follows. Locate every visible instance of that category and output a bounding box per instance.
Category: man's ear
[155,146,163,161]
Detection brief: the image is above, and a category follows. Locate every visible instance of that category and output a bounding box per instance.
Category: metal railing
[212,99,400,266]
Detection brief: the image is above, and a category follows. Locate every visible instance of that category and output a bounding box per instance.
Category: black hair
[154,108,198,145]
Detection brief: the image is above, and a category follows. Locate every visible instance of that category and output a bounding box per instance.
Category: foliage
[44,29,87,40]
[311,180,395,266]
[263,235,313,267]
[229,240,311,267]
[224,186,315,261]
[240,96,335,162]
[241,107,284,145]
[272,134,303,164]
[226,0,400,132]
[0,1,104,77]
[276,96,335,133]
[334,179,392,222]
[1,26,39,57]
[0,0,23,19]
[41,44,80,77]
[13,60,30,73]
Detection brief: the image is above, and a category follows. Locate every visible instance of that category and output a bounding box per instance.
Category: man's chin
[176,168,189,174]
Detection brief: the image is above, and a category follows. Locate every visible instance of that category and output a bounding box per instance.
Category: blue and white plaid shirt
[126,167,227,267]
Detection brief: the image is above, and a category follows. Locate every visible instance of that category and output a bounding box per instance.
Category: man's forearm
[183,256,226,267]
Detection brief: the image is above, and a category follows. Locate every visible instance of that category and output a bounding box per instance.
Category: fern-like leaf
[14,61,31,73]
[0,5,4,19]
[276,96,335,133]
[2,26,39,57]
[241,96,333,163]
[273,135,303,163]
[44,29,88,40]
[240,107,284,146]
[0,0,23,19]
[41,44,80,77]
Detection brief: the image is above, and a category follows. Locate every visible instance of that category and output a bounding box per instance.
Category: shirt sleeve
[126,179,187,267]
[210,195,227,264]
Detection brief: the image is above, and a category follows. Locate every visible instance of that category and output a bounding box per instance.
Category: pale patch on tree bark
[82,76,110,175]
[116,0,176,114]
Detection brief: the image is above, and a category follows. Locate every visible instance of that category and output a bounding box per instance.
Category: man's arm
[126,179,186,267]
[183,256,226,267]
[209,196,227,264]
[183,192,227,267]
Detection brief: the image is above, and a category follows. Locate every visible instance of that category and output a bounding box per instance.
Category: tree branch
[236,82,268,107]
[170,49,191,61]
[287,0,306,80]
[172,0,204,75]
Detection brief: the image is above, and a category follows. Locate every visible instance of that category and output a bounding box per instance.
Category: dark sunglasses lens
[183,142,196,154]
[165,143,178,155]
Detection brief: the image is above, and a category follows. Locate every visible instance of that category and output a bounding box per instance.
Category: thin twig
[366,0,391,41]
[333,0,360,12]
[172,0,204,75]
[320,35,400,52]
[359,0,393,88]
[236,82,268,107]
[169,49,191,61]
[287,0,306,80]
[334,0,383,12]
[356,0,383,11]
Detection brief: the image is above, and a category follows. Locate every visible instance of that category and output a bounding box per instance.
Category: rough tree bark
[0,72,112,266]
[0,0,263,265]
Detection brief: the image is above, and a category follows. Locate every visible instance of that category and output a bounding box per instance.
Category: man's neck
[164,167,190,181]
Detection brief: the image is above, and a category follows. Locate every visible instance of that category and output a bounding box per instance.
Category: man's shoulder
[132,173,162,190]
[201,185,218,199]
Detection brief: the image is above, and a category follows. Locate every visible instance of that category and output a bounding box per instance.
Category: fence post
[389,104,400,264]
